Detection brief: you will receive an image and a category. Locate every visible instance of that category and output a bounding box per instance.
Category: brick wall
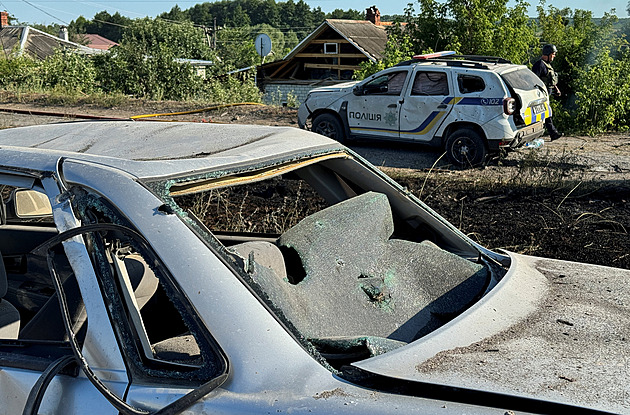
[262,84,312,107]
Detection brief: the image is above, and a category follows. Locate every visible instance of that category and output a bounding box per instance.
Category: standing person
[532,44,563,141]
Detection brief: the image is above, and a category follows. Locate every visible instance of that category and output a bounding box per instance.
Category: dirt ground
[1,99,628,270]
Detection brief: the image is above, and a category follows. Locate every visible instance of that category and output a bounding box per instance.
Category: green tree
[92,18,211,100]
[399,0,451,53]
[159,5,189,22]
[255,0,281,26]
[226,4,252,26]
[279,0,296,28]
[69,16,88,35]
[121,18,213,60]
[311,7,326,24]
[402,0,535,64]
[72,11,131,43]
[283,30,299,55]
[537,3,628,132]
[327,8,364,20]
[186,3,214,25]
[354,24,416,79]
[94,42,204,100]
[572,49,630,133]
[213,26,259,72]
[294,0,314,28]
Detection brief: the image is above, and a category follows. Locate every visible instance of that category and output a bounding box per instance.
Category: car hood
[353,253,630,414]
[308,81,359,95]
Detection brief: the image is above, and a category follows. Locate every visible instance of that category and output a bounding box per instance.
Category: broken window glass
[167,157,495,368]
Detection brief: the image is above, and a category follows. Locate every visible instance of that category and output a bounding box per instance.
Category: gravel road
[1,104,629,182]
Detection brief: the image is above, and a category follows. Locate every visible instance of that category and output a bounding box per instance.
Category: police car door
[346,68,409,139]
[399,67,453,142]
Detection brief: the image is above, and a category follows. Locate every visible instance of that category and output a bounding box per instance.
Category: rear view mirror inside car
[14,189,52,218]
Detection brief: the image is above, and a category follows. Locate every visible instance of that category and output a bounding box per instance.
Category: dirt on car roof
[1,99,628,270]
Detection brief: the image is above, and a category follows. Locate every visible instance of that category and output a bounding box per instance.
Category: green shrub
[572,50,630,134]
[206,75,261,104]
[536,5,628,133]
[40,50,97,93]
[0,55,40,88]
[93,43,205,100]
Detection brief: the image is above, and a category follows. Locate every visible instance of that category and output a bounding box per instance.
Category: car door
[399,67,454,142]
[0,163,223,415]
[57,158,230,414]
[0,171,126,415]
[346,69,410,139]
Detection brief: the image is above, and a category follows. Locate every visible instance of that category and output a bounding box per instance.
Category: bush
[206,75,261,104]
[0,55,40,89]
[40,50,97,94]
[93,43,206,100]
[572,50,630,133]
[536,5,628,133]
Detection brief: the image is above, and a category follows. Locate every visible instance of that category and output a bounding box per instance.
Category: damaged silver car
[0,121,626,414]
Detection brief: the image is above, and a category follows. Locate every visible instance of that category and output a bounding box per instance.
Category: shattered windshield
[167,156,499,368]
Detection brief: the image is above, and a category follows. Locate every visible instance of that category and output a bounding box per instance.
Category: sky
[0,0,627,26]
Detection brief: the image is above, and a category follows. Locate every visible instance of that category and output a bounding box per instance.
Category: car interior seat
[19,253,158,341]
[228,241,288,281]
[0,250,21,338]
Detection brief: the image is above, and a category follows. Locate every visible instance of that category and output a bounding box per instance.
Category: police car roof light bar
[412,51,457,60]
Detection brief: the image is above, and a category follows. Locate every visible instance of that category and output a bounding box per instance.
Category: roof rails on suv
[395,51,512,69]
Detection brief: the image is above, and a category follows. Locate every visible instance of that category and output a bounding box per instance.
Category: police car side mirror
[353,85,363,95]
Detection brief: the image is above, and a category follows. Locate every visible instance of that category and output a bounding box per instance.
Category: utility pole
[204,26,212,49]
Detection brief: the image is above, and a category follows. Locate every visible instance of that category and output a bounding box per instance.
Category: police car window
[364,71,407,96]
[411,71,449,96]
[501,68,543,90]
[458,75,485,94]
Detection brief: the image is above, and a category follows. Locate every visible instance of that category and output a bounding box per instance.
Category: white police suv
[297,51,550,167]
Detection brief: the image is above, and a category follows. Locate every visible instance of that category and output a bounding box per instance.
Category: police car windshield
[501,68,543,90]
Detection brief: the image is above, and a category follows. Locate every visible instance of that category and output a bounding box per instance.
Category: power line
[20,0,69,24]
[92,17,129,28]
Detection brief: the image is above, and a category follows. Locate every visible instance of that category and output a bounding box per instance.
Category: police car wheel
[445,129,487,167]
[312,114,344,143]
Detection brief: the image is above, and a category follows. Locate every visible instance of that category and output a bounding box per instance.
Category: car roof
[0,121,343,180]
[394,58,520,73]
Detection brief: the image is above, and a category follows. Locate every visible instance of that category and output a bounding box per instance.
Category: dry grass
[180,179,325,235]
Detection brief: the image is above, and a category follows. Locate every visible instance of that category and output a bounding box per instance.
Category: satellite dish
[255,33,272,57]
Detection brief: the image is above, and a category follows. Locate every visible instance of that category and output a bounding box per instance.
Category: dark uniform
[532,45,562,141]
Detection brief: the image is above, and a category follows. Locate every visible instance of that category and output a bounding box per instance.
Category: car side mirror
[353,85,364,96]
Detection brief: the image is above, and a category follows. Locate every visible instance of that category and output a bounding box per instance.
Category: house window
[324,43,338,54]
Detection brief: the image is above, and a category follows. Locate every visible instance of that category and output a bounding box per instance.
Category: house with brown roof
[257,6,389,105]
[82,34,118,51]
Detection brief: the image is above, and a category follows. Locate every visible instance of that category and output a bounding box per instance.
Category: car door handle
[387,104,397,108]
[437,104,447,109]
